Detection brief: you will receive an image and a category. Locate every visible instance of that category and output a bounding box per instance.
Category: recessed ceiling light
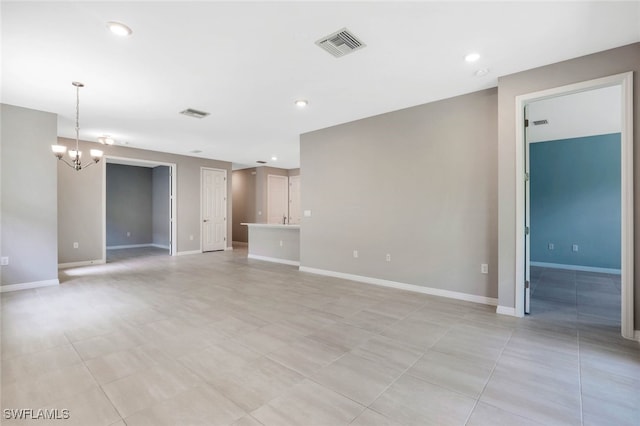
[294,99,308,108]
[106,21,133,37]
[256,160,267,164]
[190,150,202,154]
[465,52,480,63]
[271,156,278,161]
[474,68,490,77]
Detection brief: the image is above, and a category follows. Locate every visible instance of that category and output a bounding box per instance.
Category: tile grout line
[462,327,514,425]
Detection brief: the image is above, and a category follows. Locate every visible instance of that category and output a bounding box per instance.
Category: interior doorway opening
[525,86,622,330]
[515,72,634,339]
[104,157,177,262]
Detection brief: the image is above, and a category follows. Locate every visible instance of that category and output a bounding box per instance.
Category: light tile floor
[1,249,638,425]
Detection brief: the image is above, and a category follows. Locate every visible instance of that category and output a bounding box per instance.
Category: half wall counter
[241,223,300,266]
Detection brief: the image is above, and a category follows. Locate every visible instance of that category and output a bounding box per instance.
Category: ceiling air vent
[316,28,366,58]
[180,108,210,119]
[532,119,549,126]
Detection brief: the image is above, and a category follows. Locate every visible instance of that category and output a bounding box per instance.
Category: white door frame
[200,167,227,252]
[514,72,634,339]
[103,156,178,260]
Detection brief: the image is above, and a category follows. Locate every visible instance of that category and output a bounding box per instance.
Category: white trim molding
[300,266,498,306]
[514,71,634,339]
[107,244,154,250]
[496,305,517,316]
[150,244,171,250]
[530,262,621,275]
[58,259,106,269]
[634,330,640,342]
[0,279,59,293]
[176,250,202,256]
[248,254,299,266]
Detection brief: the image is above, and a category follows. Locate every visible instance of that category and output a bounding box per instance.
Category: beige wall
[1,104,58,286]
[496,42,640,328]
[232,168,257,243]
[232,166,300,242]
[300,88,498,299]
[58,137,232,263]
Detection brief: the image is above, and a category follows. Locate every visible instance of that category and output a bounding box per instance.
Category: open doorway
[104,157,177,262]
[515,72,633,339]
[526,86,622,329]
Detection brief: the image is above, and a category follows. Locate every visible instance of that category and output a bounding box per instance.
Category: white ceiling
[528,85,621,143]
[2,1,639,169]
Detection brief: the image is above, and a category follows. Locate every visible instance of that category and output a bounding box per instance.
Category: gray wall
[58,137,233,263]
[106,164,152,246]
[232,168,257,243]
[0,104,58,286]
[300,88,498,299]
[247,226,300,262]
[496,42,640,328]
[152,166,170,247]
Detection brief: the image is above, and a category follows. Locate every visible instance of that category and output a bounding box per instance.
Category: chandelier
[51,82,103,170]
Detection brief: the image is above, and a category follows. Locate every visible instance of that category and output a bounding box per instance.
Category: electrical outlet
[258,211,262,216]
[548,243,554,250]
[304,210,312,217]
[353,250,358,258]
[572,244,579,252]
[279,240,283,247]
[386,254,391,262]
[481,263,489,274]
[126,231,131,237]
[73,242,79,249]
[189,235,194,241]
[1,257,8,266]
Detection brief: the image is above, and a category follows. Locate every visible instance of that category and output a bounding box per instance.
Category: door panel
[267,175,289,224]
[202,168,227,251]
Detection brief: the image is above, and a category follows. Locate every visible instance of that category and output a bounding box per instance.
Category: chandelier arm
[57,158,76,169]
[81,160,100,170]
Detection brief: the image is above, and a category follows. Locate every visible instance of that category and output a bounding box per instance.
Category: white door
[267,175,289,224]
[202,168,227,251]
[288,175,301,224]
[524,106,531,314]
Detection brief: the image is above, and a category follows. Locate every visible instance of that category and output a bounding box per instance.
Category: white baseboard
[176,250,202,256]
[58,259,106,269]
[248,254,300,267]
[530,261,621,275]
[225,246,234,251]
[299,266,497,306]
[496,305,518,317]
[150,244,171,250]
[107,244,154,250]
[0,279,60,293]
[634,330,640,342]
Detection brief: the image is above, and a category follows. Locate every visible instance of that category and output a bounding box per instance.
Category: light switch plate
[304,210,312,217]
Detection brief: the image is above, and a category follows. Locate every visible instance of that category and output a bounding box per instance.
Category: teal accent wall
[530,133,621,269]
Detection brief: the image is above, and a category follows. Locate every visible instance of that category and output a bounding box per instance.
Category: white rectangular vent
[533,119,549,126]
[180,108,210,119]
[316,28,366,58]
